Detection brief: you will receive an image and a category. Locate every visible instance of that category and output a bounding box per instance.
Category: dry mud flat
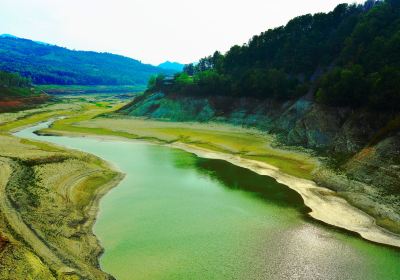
[0,132,122,279]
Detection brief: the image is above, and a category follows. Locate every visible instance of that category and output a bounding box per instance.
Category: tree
[183,64,195,76]
[146,0,399,110]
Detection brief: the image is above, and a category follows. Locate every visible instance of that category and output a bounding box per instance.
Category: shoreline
[170,142,400,248]
[5,122,125,279]
[37,127,400,249]
[79,166,125,267]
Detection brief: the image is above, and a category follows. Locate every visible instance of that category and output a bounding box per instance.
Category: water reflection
[172,152,307,211]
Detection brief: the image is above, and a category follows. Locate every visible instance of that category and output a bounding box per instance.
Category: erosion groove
[0,131,122,279]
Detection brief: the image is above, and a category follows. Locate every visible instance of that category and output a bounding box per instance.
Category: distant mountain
[0,34,18,39]
[0,34,49,46]
[158,61,184,72]
[0,35,173,85]
[0,34,52,46]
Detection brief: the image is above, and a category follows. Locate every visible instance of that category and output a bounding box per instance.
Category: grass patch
[72,171,117,210]
[50,117,318,179]
[19,138,63,152]
[36,84,146,94]
[244,155,314,180]
[0,87,41,97]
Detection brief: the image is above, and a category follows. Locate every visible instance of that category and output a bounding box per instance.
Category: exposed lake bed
[16,121,400,280]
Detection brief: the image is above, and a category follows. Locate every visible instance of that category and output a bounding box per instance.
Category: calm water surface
[16,123,400,280]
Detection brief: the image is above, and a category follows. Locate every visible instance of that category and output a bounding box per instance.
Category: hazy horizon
[1,0,364,65]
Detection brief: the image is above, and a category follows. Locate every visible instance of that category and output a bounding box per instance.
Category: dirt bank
[0,131,123,279]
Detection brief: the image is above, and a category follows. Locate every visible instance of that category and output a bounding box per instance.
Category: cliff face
[120,92,400,232]
[122,93,398,152]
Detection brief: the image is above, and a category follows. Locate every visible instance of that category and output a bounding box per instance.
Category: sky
[1,0,364,65]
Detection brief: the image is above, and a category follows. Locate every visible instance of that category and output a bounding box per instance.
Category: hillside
[0,71,48,112]
[0,35,172,86]
[148,0,399,111]
[120,0,400,233]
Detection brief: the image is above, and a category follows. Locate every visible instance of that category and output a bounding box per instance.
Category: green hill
[0,36,172,86]
[149,0,400,111]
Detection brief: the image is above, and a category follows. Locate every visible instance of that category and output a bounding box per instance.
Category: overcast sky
[1,0,364,65]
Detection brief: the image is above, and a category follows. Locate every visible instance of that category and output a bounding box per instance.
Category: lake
[16,122,400,280]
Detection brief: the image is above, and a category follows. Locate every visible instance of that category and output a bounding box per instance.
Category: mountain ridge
[157,61,185,72]
[0,36,173,86]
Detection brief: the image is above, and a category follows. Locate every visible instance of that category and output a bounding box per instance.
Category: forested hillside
[149,0,400,111]
[0,70,47,111]
[0,71,31,88]
[0,36,172,86]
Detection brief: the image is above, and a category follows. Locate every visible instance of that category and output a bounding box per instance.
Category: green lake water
[16,122,400,280]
